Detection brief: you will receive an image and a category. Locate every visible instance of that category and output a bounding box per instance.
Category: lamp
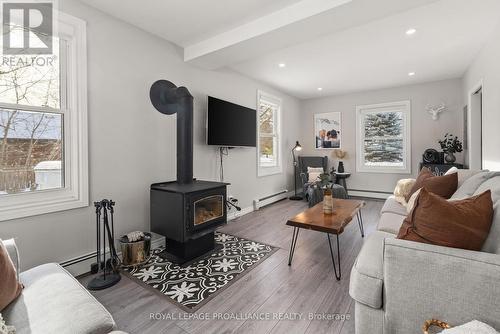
[289,141,303,200]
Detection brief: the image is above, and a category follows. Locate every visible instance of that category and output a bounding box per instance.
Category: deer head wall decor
[426,103,446,121]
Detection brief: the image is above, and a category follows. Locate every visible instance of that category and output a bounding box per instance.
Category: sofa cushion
[377,212,406,235]
[407,168,458,201]
[380,196,408,216]
[476,175,500,254]
[3,263,116,334]
[0,240,23,312]
[406,168,433,201]
[349,231,395,309]
[445,167,484,188]
[451,171,500,200]
[397,189,494,251]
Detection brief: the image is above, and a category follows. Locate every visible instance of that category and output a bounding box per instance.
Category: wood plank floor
[79,198,383,334]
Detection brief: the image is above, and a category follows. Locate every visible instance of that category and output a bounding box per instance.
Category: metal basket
[119,232,152,267]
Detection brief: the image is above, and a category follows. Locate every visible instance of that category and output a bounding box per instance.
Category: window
[257,90,282,176]
[0,12,88,220]
[356,101,411,174]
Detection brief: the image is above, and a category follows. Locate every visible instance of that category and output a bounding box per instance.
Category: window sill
[0,188,88,221]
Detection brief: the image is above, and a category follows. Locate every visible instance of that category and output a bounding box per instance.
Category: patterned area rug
[125,232,277,311]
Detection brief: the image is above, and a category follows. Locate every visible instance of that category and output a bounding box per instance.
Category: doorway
[468,82,483,169]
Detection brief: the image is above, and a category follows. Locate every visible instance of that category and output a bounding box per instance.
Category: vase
[337,161,345,173]
[444,151,456,164]
[323,189,333,214]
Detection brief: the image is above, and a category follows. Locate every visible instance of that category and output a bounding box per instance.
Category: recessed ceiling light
[278,63,286,68]
[406,28,417,35]
[408,72,416,76]
[317,87,323,91]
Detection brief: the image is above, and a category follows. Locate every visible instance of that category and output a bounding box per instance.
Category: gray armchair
[297,156,346,206]
[298,156,328,188]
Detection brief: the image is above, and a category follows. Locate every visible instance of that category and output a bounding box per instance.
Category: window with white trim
[0,12,88,221]
[356,101,411,174]
[257,91,282,176]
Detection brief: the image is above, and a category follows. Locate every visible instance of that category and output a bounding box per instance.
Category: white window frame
[257,90,282,177]
[0,12,88,221]
[356,101,411,174]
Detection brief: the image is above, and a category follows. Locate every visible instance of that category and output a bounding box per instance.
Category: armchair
[297,156,346,206]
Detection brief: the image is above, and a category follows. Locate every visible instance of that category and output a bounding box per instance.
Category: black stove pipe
[150,80,193,184]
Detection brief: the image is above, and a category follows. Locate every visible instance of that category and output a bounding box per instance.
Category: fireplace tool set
[87,199,121,290]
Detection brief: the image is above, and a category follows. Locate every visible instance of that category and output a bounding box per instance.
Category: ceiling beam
[184,0,352,65]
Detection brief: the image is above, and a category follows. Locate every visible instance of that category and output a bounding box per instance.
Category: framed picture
[314,112,341,149]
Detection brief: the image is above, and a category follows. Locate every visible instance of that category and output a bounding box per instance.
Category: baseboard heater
[253,189,288,210]
[349,189,392,199]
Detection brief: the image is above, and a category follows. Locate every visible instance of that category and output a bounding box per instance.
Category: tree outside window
[0,41,63,194]
[257,91,282,176]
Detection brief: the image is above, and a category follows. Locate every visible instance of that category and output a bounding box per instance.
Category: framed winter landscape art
[356,101,411,173]
[314,112,341,149]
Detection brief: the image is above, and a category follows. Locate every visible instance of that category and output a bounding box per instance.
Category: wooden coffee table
[286,199,365,280]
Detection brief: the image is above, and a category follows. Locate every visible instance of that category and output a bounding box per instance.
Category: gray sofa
[349,171,500,334]
[1,238,125,334]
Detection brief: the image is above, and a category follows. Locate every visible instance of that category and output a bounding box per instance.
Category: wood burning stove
[149,80,228,264]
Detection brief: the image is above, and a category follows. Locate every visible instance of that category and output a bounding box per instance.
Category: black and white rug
[125,232,277,311]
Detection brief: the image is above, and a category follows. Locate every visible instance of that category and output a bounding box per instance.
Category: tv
[207,96,256,147]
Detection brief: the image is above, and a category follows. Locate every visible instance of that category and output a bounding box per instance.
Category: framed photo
[314,112,341,149]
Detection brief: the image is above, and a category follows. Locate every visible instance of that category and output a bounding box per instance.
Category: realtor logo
[2,1,53,54]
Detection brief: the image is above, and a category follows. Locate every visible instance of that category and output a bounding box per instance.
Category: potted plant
[438,133,463,164]
[315,173,334,214]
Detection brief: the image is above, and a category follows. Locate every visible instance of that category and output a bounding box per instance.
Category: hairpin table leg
[327,233,341,280]
[357,210,365,238]
[288,227,300,265]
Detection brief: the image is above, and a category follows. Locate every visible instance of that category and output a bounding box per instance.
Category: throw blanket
[441,320,499,334]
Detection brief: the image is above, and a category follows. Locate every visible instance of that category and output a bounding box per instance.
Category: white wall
[463,22,500,171]
[0,0,300,270]
[299,79,463,194]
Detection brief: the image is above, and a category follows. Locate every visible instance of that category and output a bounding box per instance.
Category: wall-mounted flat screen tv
[207,96,256,147]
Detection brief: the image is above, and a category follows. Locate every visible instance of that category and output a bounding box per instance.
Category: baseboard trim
[227,205,254,221]
[62,234,165,277]
[349,189,391,199]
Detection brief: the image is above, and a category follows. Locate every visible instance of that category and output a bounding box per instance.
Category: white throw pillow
[393,178,416,205]
[406,188,421,213]
[307,167,324,183]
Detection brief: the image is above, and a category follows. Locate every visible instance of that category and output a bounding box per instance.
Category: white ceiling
[77,0,304,46]
[229,0,500,98]
[80,0,500,99]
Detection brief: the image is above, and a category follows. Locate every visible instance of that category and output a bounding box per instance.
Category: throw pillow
[307,167,324,183]
[397,189,494,251]
[393,178,416,205]
[405,168,458,202]
[405,168,433,201]
[445,167,484,188]
[0,240,23,311]
[406,188,421,213]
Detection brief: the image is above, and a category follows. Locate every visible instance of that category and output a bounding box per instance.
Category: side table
[334,172,351,195]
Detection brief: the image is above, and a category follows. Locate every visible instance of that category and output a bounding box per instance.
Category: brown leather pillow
[397,189,494,251]
[0,240,23,311]
[405,168,458,202]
